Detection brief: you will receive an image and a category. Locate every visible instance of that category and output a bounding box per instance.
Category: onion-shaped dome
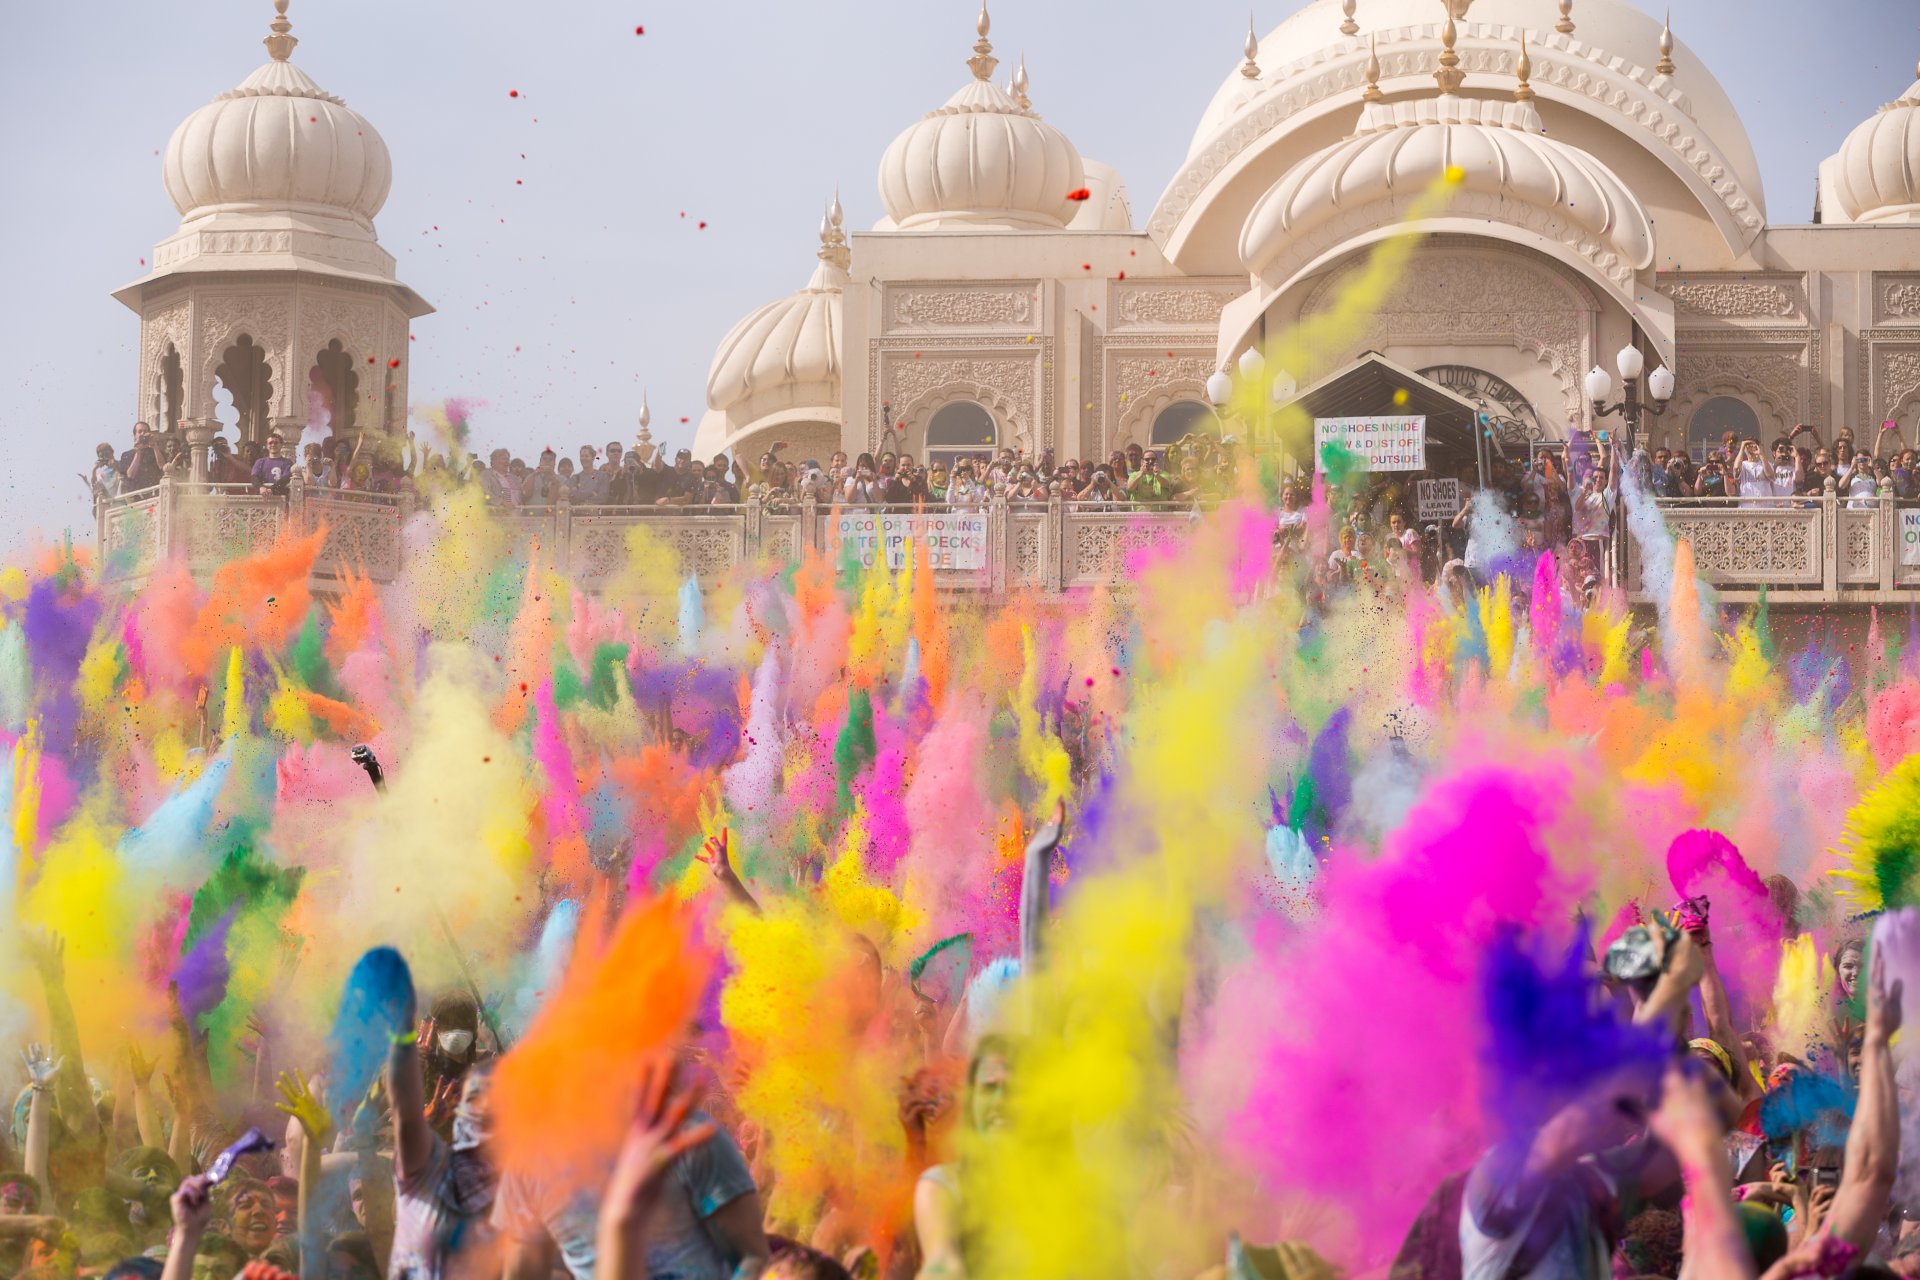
[163,1,391,224]
[877,7,1085,231]
[1832,63,1920,224]
[1241,93,1654,278]
[705,205,847,420]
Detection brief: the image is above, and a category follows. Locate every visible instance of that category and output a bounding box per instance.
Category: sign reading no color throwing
[1313,415,1428,472]
[1902,509,1920,567]
[833,511,988,571]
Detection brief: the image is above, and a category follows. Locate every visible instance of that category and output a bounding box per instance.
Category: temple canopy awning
[1275,351,1491,485]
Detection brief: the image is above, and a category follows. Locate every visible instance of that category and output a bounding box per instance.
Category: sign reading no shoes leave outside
[1416,478,1462,523]
[1314,415,1428,472]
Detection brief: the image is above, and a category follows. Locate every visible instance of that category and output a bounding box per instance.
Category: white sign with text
[1416,478,1463,523]
[1902,509,1920,567]
[1313,415,1428,472]
[833,511,988,571]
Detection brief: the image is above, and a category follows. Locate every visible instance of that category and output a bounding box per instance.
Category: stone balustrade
[1629,492,1920,604]
[94,476,1203,592]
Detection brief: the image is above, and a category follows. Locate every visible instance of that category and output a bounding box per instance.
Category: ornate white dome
[1242,92,1654,281]
[877,9,1085,231]
[163,3,391,226]
[705,205,847,421]
[1832,65,1920,224]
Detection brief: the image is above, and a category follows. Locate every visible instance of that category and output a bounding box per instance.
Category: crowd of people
[85,424,1249,515]
[30,396,1920,1280]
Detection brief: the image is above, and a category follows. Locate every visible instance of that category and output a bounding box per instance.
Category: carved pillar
[800,495,821,556]
[1880,490,1898,593]
[989,496,1010,592]
[1044,483,1066,591]
[271,415,306,455]
[744,486,765,560]
[1821,476,1839,598]
[182,418,219,485]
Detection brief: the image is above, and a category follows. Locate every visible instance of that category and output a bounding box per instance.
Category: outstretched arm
[20,1044,59,1202]
[697,829,760,915]
[159,1175,213,1280]
[388,978,433,1190]
[1649,1064,1754,1280]
[1019,803,1067,974]
[1823,948,1902,1249]
[26,934,98,1141]
[273,1070,333,1278]
[1693,928,1756,1102]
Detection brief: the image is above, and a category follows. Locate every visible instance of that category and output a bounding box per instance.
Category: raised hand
[21,1043,64,1091]
[170,1173,214,1236]
[128,1044,157,1087]
[273,1070,333,1145]
[601,1056,716,1229]
[23,932,65,985]
[695,828,740,885]
[1868,946,1904,1045]
[425,1078,459,1130]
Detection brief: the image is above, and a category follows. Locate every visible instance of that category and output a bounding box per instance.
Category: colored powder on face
[492,895,711,1184]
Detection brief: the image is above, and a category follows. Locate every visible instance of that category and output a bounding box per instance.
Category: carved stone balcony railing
[95,478,1208,593]
[1627,493,1920,604]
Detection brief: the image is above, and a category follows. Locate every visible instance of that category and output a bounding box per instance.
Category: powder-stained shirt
[389,1130,494,1280]
[490,1112,756,1280]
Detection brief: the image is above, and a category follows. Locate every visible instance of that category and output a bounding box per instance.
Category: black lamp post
[1585,343,1676,460]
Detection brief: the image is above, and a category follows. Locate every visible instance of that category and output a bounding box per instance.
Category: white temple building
[696,0,1920,472]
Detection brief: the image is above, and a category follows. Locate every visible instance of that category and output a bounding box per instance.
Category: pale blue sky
[0,1,1914,552]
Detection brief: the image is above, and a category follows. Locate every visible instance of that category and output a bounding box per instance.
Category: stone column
[182,418,219,485]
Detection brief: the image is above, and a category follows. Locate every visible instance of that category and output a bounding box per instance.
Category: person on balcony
[573,446,608,504]
[1842,452,1878,509]
[117,422,158,489]
[1733,437,1799,506]
[208,436,249,486]
[1693,452,1729,499]
[251,433,295,495]
[87,444,123,505]
[479,449,518,507]
[521,449,564,506]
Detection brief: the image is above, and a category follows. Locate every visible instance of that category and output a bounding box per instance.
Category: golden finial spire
[637,393,653,446]
[1241,14,1262,80]
[1555,0,1574,36]
[263,0,298,61]
[1010,53,1031,107]
[819,195,850,270]
[967,5,999,82]
[1514,29,1534,101]
[1340,0,1359,37]
[1655,10,1675,76]
[1434,1,1465,95]
[1363,33,1385,102]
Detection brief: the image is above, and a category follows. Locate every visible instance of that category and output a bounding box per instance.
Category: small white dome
[706,220,847,417]
[163,15,391,225]
[1242,95,1654,277]
[1833,68,1920,224]
[876,11,1085,231]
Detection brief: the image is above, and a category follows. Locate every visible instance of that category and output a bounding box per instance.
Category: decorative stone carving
[179,500,284,566]
[885,284,1040,333]
[1662,512,1818,583]
[1071,517,1192,583]
[1112,284,1241,330]
[1111,353,1214,444]
[1662,278,1799,322]
[306,495,402,579]
[1152,23,1762,250]
[1012,522,1043,585]
[1669,337,1817,437]
[1840,511,1879,585]
[1877,277,1920,324]
[566,521,631,585]
[195,293,293,420]
[661,524,743,584]
[1296,248,1593,423]
[871,339,1051,452]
